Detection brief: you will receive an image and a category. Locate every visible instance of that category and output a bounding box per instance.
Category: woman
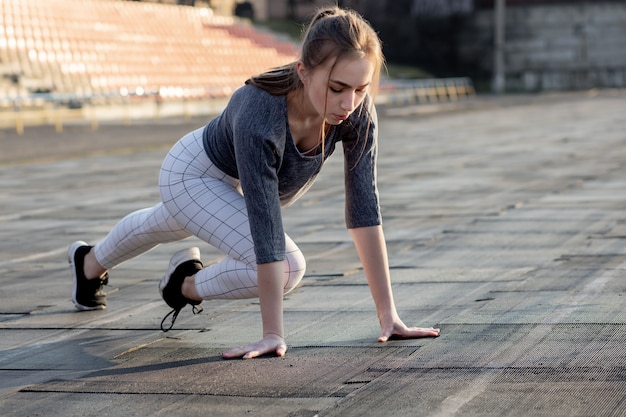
[68,6,440,359]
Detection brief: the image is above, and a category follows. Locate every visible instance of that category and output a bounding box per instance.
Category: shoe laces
[94,273,109,291]
[160,303,203,332]
[89,273,109,295]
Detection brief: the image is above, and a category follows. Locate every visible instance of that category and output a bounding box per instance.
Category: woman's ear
[296,61,307,84]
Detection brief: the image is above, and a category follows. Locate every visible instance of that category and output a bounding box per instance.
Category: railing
[377,77,476,106]
[0,77,476,135]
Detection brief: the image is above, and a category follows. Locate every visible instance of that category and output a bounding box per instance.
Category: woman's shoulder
[225,84,285,123]
[231,83,284,107]
[226,84,287,136]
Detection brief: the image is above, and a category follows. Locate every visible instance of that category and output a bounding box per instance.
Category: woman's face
[299,56,375,125]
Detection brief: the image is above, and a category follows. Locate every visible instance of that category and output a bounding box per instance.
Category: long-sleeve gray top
[202,83,381,264]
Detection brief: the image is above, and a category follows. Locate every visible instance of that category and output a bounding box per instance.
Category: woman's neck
[287,88,320,125]
[286,88,327,154]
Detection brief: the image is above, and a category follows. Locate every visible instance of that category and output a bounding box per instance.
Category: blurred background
[1,0,624,132]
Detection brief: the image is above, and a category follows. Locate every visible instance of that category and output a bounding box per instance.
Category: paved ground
[0,90,625,417]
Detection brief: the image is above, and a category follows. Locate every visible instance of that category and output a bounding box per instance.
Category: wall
[459,2,626,91]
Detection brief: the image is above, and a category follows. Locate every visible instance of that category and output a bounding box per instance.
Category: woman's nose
[341,92,356,111]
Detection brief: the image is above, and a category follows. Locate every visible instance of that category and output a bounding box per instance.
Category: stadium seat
[0,0,297,101]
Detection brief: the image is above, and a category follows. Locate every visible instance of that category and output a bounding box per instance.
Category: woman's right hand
[222,333,287,359]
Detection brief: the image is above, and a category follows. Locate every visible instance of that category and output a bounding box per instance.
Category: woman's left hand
[378,318,440,342]
[222,333,287,359]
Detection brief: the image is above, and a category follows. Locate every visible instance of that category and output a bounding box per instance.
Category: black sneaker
[68,241,108,311]
[159,247,204,332]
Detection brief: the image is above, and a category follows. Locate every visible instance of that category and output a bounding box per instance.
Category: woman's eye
[329,86,367,94]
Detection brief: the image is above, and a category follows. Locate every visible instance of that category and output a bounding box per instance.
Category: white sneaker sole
[159,247,202,296]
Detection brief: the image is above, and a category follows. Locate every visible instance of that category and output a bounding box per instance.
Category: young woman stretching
[68,6,440,359]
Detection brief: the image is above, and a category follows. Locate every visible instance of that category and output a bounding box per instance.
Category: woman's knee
[283,247,306,293]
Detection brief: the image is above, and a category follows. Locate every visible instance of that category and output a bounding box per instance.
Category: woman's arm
[222,261,287,359]
[349,225,440,341]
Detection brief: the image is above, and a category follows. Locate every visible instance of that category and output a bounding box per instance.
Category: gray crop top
[202,83,381,264]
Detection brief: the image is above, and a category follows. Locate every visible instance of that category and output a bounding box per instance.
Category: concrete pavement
[0,90,625,416]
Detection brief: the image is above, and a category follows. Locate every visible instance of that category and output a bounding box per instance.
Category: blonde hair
[246,6,384,99]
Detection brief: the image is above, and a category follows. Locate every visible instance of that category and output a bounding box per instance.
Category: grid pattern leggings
[93,127,306,300]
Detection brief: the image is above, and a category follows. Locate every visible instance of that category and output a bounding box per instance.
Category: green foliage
[254,19,304,42]
[384,63,432,79]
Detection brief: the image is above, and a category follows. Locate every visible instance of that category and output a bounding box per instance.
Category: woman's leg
[93,203,192,270]
[71,146,194,311]
[159,128,306,301]
[192,234,305,300]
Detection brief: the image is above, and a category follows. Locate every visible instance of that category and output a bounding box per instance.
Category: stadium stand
[0,0,475,133]
[0,0,297,104]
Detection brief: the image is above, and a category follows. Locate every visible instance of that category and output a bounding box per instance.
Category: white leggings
[93,127,306,300]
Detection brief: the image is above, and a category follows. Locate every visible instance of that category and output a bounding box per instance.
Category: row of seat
[0,0,297,101]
